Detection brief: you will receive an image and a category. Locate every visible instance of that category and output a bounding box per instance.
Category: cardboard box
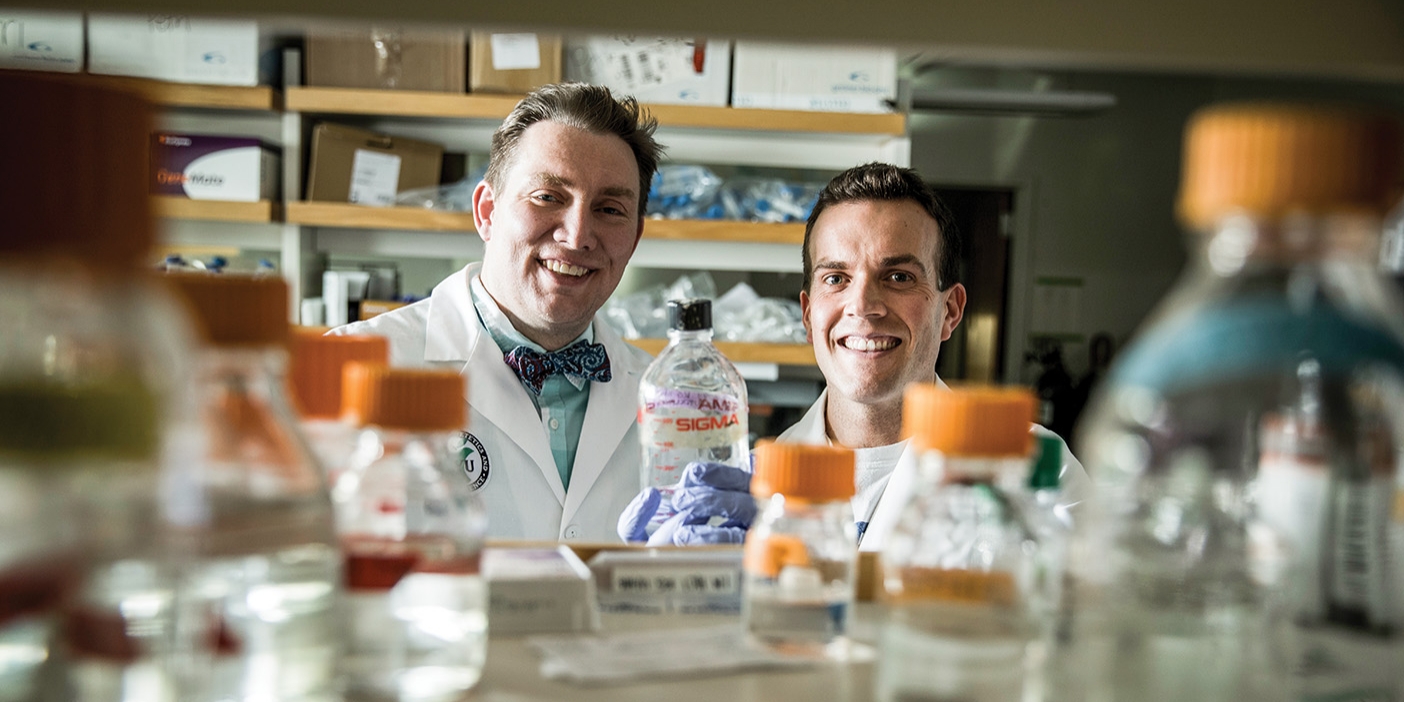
[87,13,259,86]
[564,36,730,106]
[150,133,277,202]
[731,42,897,113]
[305,123,444,206]
[469,31,561,94]
[306,29,465,93]
[0,11,83,73]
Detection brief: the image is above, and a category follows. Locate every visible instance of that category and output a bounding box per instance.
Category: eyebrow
[529,172,637,201]
[812,255,928,272]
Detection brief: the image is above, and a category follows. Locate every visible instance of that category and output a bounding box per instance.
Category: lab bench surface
[472,605,882,702]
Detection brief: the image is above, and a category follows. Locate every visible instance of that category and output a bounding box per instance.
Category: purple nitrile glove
[616,462,756,546]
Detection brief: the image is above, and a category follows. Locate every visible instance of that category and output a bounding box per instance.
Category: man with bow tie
[329,82,664,542]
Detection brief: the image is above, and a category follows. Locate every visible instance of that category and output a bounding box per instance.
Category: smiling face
[472,120,643,350]
[801,199,966,409]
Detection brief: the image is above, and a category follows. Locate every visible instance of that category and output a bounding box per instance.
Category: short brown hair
[802,163,959,291]
[485,83,663,214]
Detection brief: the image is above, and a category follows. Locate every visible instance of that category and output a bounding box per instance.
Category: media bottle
[0,74,204,702]
[287,329,389,483]
[333,363,488,701]
[877,384,1050,702]
[743,442,857,657]
[638,299,749,533]
[167,274,341,702]
[1054,105,1404,702]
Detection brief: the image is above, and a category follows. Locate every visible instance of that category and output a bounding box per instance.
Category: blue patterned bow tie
[503,340,612,395]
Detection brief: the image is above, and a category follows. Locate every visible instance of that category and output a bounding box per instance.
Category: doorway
[933,186,1015,383]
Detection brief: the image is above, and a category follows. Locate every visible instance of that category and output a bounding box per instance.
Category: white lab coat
[329,263,652,542]
[776,386,1091,552]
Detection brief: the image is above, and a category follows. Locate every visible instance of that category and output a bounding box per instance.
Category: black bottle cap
[667,299,712,332]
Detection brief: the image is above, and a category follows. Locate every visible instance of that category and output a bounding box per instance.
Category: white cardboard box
[150,133,277,203]
[484,546,597,635]
[565,36,730,106]
[0,11,83,73]
[731,42,897,113]
[87,13,259,86]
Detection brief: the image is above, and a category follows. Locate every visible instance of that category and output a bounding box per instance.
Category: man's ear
[472,180,495,243]
[800,289,813,344]
[939,283,967,341]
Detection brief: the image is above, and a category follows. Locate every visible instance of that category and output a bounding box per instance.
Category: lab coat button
[549,417,561,430]
[564,525,581,539]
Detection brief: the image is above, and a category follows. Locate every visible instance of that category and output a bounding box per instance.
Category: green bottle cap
[1029,435,1064,490]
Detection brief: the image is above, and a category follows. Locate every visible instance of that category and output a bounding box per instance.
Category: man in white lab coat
[331,83,664,542]
[620,163,1088,549]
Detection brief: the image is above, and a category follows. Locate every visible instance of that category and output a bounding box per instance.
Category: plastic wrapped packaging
[720,179,824,223]
[713,282,806,343]
[395,166,486,212]
[603,272,717,339]
[646,165,723,219]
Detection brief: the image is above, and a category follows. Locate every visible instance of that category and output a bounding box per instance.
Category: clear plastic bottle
[287,329,388,484]
[0,74,200,702]
[638,299,749,533]
[332,363,488,701]
[743,441,857,657]
[167,274,341,702]
[1055,105,1404,702]
[878,384,1048,702]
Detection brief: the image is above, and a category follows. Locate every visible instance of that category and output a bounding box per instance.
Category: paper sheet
[529,625,812,685]
[490,33,541,70]
[348,149,401,207]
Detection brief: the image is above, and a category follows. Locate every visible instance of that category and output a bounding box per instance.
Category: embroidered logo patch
[459,432,490,492]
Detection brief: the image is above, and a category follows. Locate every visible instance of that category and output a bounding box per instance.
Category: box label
[0,13,83,73]
[490,33,540,70]
[349,149,402,207]
[611,567,739,595]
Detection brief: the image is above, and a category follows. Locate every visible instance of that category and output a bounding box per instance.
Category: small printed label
[611,567,739,596]
[490,33,541,70]
[884,567,1017,607]
[348,149,401,207]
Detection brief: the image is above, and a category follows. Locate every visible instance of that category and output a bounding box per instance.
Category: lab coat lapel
[431,264,565,506]
[561,321,640,525]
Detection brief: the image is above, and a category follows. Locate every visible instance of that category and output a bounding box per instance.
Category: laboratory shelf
[151,196,279,223]
[106,77,280,111]
[287,201,476,232]
[286,202,803,244]
[284,86,905,135]
[625,339,816,366]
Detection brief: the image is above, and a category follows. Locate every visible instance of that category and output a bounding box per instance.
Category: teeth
[544,260,589,277]
[842,337,897,352]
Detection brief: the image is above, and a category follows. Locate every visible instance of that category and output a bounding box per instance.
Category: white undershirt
[850,440,908,527]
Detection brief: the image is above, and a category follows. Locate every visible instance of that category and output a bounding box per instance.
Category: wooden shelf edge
[646,102,906,136]
[286,201,476,232]
[102,77,278,111]
[286,86,519,119]
[626,339,815,366]
[152,196,276,223]
[283,86,904,135]
[643,219,804,245]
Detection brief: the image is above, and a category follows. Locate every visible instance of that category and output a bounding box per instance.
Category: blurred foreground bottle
[1057,105,1404,702]
[333,363,487,700]
[878,384,1049,702]
[0,74,203,701]
[167,275,341,702]
[288,329,389,483]
[743,442,857,658]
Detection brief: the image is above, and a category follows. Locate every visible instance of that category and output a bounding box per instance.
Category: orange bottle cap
[902,383,1036,457]
[166,273,289,347]
[751,441,855,502]
[341,362,466,432]
[288,330,389,419]
[0,73,154,269]
[1177,103,1402,231]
